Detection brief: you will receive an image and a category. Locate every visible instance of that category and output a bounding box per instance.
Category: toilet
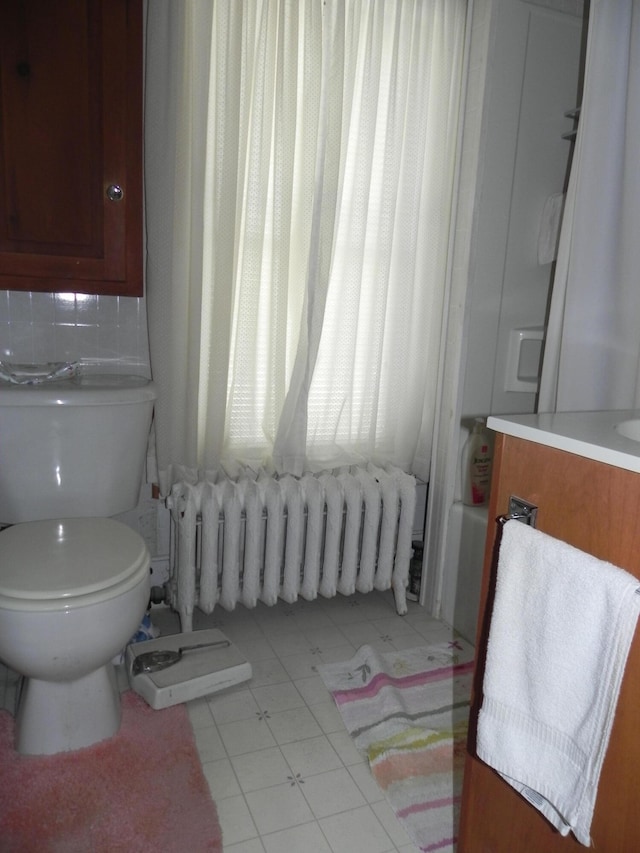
[0,373,156,754]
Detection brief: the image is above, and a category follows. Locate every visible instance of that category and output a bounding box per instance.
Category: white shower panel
[461,0,583,419]
[489,5,583,414]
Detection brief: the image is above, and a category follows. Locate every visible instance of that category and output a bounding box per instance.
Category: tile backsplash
[0,290,151,377]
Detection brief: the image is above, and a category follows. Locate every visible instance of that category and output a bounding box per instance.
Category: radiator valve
[149,585,168,605]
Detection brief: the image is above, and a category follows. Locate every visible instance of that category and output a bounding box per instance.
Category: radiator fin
[167,463,417,632]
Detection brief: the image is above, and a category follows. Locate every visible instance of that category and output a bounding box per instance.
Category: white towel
[476,521,640,846]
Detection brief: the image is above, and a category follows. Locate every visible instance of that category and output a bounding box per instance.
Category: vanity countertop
[487,410,640,474]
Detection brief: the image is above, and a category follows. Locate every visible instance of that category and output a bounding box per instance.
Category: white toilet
[0,373,156,754]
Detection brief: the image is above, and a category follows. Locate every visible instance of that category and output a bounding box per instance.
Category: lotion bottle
[462,418,493,506]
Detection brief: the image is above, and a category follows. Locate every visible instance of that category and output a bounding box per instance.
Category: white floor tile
[348,762,385,804]
[266,705,323,744]
[218,715,278,756]
[390,632,431,651]
[340,622,388,646]
[279,650,325,680]
[293,674,332,705]
[252,608,300,636]
[372,615,425,637]
[187,696,215,730]
[233,636,277,662]
[251,681,305,714]
[245,781,315,835]
[207,687,259,725]
[316,643,358,664]
[319,805,395,853]
[261,821,333,853]
[301,767,367,819]
[267,630,310,658]
[327,730,367,766]
[215,794,259,846]
[301,624,351,649]
[366,637,403,654]
[224,839,267,853]
[231,746,292,793]
[411,618,457,643]
[290,610,335,631]
[249,656,291,687]
[201,756,242,801]
[193,724,226,763]
[309,699,348,734]
[279,735,343,778]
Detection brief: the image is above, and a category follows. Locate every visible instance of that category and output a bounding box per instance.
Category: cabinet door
[0,0,142,295]
[459,434,640,852]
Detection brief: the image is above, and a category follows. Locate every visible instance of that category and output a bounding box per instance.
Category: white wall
[463,0,583,422]
[433,0,584,639]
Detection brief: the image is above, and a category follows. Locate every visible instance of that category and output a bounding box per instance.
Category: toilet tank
[0,374,156,524]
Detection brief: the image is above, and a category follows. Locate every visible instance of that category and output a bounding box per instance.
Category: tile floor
[151,590,463,853]
[0,590,465,852]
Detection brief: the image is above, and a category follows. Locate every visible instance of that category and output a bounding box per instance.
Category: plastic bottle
[462,418,493,506]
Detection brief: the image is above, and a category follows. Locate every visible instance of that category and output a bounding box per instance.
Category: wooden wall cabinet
[0,0,142,296]
[459,432,640,852]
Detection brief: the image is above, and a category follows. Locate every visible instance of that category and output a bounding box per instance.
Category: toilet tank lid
[0,374,156,406]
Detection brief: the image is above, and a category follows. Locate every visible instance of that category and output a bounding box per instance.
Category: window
[145,0,468,490]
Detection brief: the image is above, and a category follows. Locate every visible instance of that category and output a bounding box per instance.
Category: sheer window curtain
[145,0,467,495]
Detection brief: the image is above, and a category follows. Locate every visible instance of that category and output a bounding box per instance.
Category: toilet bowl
[0,373,156,754]
[0,518,150,754]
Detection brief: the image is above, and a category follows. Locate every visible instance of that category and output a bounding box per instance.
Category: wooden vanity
[0,1,143,296]
[458,411,640,852]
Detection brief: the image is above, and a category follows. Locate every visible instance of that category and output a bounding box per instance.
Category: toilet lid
[0,518,150,601]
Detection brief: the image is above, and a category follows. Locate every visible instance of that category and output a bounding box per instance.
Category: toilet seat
[0,517,150,611]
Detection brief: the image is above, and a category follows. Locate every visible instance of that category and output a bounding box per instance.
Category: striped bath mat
[319,641,474,852]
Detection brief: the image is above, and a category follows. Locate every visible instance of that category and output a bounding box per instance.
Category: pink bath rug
[319,641,474,853]
[0,690,222,852]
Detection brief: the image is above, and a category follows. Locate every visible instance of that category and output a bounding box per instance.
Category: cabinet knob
[106,184,124,202]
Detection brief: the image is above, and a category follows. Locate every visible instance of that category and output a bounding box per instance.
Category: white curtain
[145,0,467,494]
[539,0,640,413]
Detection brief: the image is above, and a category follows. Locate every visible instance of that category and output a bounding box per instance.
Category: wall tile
[0,290,150,374]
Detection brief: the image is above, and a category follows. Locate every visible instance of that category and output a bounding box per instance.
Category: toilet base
[16,663,121,755]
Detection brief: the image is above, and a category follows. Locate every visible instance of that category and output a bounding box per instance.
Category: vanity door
[458,433,640,852]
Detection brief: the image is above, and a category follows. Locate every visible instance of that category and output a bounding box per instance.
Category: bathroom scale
[126,628,252,709]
